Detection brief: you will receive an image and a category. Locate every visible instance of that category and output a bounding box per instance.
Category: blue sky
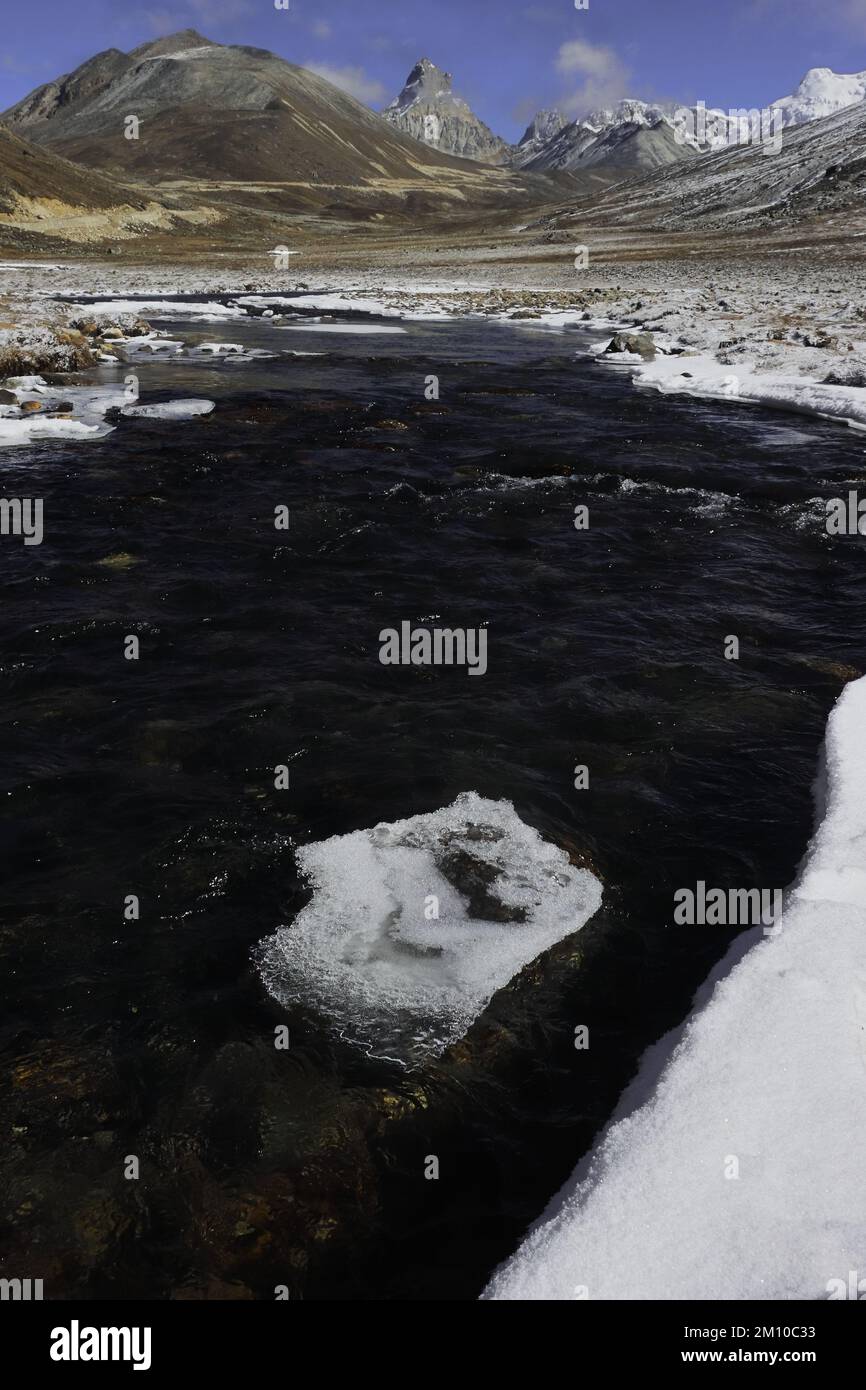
[0,0,864,140]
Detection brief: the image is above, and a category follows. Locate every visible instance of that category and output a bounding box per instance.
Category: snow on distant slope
[544,91,866,231]
[484,674,866,1301]
[525,105,700,173]
[524,67,866,172]
[513,110,568,166]
[772,66,866,126]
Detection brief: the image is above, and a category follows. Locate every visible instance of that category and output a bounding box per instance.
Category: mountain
[0,122,144,214]
[382,58,512,165]
[575,119,701,172]
[1,33,484,188]
[525,105,699,174]
[513,110,568,166]
[538,92,866,235]
[523,68,866,172]
[771,65,866,127]
[0,121,170,255]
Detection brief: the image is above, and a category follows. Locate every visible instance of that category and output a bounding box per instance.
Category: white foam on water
[257,791,602,1066]
[484,675,866,1301]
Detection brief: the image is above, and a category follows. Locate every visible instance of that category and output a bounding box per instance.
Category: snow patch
[256,791,602,1066]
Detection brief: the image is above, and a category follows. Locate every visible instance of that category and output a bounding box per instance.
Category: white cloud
[555,39,630,115]
[305,62,387,105]
[312,20,333,40]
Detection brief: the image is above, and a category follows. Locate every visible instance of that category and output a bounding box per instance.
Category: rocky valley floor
[3,224,866,430]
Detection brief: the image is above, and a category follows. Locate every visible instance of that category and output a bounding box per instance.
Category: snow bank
[0,374,217,444]
[257,791,602,1066]
[632,352,866,431]
[484,675,866,1301]
[235,294,404,318]
[0,377,127,447]
[0,261,67,271]
[0,416,103,444]
[77,299,245,321]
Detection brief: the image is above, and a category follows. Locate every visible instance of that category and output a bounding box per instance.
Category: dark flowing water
[1,300,865,1299]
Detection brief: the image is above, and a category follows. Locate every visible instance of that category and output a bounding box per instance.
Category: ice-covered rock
[257,792,602,1065]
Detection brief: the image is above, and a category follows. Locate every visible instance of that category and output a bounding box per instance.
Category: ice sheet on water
[121,335,184,354]
[121,399,214,419]
[0,417,104,444]
[0,378,128,446]
[196,342,245,354]
[257,791,602,1066]
[78,299,245,320]
[235,294,404,318]
[484,676,866,1300]
[277,322,407,336]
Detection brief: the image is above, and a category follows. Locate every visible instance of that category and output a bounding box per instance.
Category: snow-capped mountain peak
[771,65,866,126]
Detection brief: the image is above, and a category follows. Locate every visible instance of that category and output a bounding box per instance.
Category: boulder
[604,331,656,360]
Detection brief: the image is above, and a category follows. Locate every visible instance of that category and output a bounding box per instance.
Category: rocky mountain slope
[382,58,511,165]
[512,110,568,166]
[521,67,866,172]
[1,32,487,188]
[525,109,699,173]
[0,123,142,213]
[538,91,866,233]
[0,32,600,252]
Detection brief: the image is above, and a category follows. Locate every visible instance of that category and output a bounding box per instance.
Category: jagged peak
[385,57,454,112]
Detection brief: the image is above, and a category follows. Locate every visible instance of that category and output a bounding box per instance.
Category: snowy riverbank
[483,673,866,1301]
[3,254,866,431]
